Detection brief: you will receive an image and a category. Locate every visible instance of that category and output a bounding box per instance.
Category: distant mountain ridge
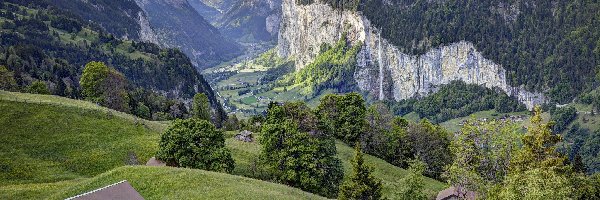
[43,0,242,69]
[189,0,282,42]
[135,0,243,68]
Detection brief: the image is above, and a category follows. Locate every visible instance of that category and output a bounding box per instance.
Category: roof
[66,180,144,200]
[436,186,476,200]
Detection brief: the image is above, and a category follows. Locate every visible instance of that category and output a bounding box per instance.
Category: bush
[156,118,234,173]
[26,81,50,94]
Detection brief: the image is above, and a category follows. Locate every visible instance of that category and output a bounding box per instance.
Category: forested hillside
[0,1,226,122]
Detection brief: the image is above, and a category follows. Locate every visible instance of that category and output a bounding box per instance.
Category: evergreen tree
[339,143,383,200]
[192,93,211,121]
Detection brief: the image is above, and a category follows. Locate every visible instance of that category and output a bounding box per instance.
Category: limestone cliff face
[277,0,545,109]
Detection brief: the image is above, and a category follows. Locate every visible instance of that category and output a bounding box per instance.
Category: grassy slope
[0,91,446,199]
[226,138,447,199]
[50,166,326,200]
[0,92,166,186]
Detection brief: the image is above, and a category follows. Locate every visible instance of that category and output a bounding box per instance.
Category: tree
[362,103,411,168]
[134,102,151,119]
[156,118,234,173]
[491,106,574,199]
[339,143,383,200]
[445,119,521,197]
[79,61,129,112]
[192,93,211,121]
[26,81,50,94]
[581,129,600,174]
[316,92,366,144]
[100,69,129,112]
[550,106,577,133]
[397,159,427,200]
[406,119,452,180]
[80,61,109,102]
[260,102,343,198]
[0,66,17,91]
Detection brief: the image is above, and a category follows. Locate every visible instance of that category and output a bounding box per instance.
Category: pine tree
[192,93,211,121]
[339,143,383,200]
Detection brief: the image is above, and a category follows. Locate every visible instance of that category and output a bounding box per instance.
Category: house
[66,180,143,200]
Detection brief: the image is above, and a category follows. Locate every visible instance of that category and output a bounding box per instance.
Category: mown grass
[0,179,84,199]
[50,166,326,200]
[0,92,166,186]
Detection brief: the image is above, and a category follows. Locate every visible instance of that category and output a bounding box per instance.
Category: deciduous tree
[156,118,234,173]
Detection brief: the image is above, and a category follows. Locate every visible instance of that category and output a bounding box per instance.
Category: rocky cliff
[277,0,544,109]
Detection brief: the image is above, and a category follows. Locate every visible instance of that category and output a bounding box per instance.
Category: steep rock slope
[135,0,242,68]
[277,0,544,109]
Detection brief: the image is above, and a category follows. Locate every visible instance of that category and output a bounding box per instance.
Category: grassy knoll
[50,166,326,200]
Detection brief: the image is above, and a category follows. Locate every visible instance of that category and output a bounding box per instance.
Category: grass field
[50,166,326,200]
[0,91,446,199]
[0,99,164,186]
[225,138,448,199]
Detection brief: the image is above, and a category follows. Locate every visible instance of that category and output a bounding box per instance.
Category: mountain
[135,0,243,68]
[39,0,242,69]
[216,0,282,42]
[189,0,282,42]
[0,0,226,121]
[277,0,599,107]
[187,0,221,22]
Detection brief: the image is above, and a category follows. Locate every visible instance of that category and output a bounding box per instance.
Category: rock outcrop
[277,0,545,109]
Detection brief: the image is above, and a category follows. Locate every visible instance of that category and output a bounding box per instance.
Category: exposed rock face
[277,0,545,109]
[137,12,159,44]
